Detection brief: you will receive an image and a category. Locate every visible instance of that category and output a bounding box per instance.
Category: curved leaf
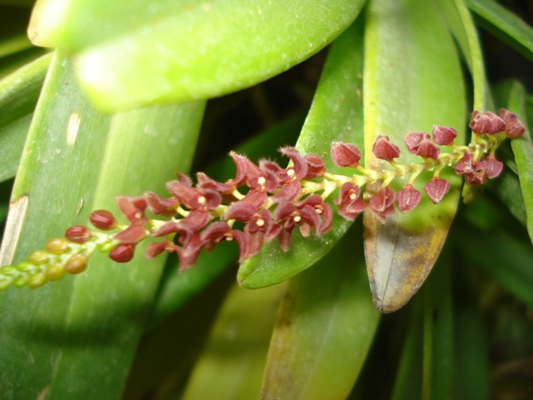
[362,0,466,312]
[467,0,533,62]
[0,52,204,399]
[29,0,366,111]
[260,222,380,400]
[238,17,365,289]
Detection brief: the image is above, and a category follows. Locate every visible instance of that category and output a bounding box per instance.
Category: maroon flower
[304,153,326,178]
[144,192,179,217]
[334,182,367,222]
[469,111,506,135]
[331,142,361,168]
[145,240,176,260]
[196,172,236,195]
[481,155,503,179]
[396,184,421,212]
[279,147,309,180]
[424,178,450,204]
[372,135,401,161]
[116,196,148,224]
[369,187,395,223]
[167,173,221,211]
[498,108,525,138]
[114,224,146,244]
[225,201,258,222]
[272,180,301,203]
[297,194,333,235]
[454,153,487,185]
[432,125,457,146]
[404,132,440,159]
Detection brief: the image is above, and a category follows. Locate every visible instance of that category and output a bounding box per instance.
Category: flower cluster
[0,109,525,290]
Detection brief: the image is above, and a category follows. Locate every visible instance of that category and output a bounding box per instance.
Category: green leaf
[451,260,489,400]
[466,0,533,62]
[504,82,533,244]
[362,0,466,312]
[29,0,366,111]
[0,53,51,182]
[260,221,380,400]
[0,52,205,399]
[182,282,286,400]
[421,251,453,400]
[238,17,365,289]
[148,114,303,328]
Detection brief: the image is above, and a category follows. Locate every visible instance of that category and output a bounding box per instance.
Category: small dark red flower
[144,192,179,217]
[369,187,395,223]
[331,142,361,168]
[404,132,440,159]
[424,178,450,204]
[304,153,326,178]
[498,108,525,138]
[114,224,146,244]
[116,196,148,223]
[396,184,421,212]
[372,135,401,161]
[334,182,367,221]
[279,147,309,180]
[481,155,503,179]
[432,125,457,146]
[469,111,506,135]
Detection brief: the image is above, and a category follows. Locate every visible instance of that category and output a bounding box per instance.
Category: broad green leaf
[451,255,489,400]
[148,114,303,328]
[182,282,286,400]
[238,17,365,289]
[0,52,50,128]
[0,52,204,399]
[421,251,453,400]
[504,82,533,244]
[363,0,465,313]
[467,0,533,62]
[0,53,51,182]
[260,221,380,400]
[29,0,366,111]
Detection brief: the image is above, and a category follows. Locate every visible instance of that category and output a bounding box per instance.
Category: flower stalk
[0,109,525,290]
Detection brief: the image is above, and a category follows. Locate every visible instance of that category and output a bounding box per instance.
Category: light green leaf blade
[260,221,380,400]
[29,0,366,111]
[238,18,365,289]
[467,0,533,62]
[182,282,286,400]
[363,0,466,313]
[0,52,204,399]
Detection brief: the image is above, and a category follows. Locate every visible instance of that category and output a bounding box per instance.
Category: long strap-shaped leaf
[363,0,466,312]
[29,0,366,111]
[0,52,204,399]
[260,221,380,400]
[238,17,365,289]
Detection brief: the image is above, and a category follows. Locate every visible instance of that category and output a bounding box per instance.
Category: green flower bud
[0,277,12,291]
[28,250,50,265]
[12,275,29,288]
[45,264,66,281]
[1,266,17,276]
[28,273,46,289]
[16,261,34,272]
[45,238,70,255]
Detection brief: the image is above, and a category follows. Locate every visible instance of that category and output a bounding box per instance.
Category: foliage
[1,0,533,399]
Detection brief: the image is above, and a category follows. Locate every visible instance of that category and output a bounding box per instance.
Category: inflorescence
[0,109,526,290]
